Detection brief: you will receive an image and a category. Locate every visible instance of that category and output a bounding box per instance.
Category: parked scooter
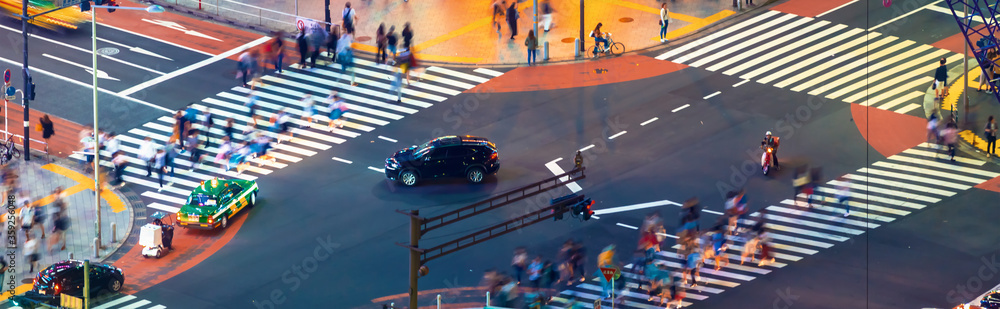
[140,212,174,258]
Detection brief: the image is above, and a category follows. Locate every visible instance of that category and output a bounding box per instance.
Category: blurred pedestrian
[307,24,328,68]
[272,108,293,142]
[164,141,179,180]
[512,247,528,284]
[524,30,538,65]
[154,148,166,190]
[402,22,414,49]
[237,49,253,87]
[835,175,852,217]
[978,50,995,93]
[249,50,265,89]
[757,227,775,267]
[19,202,40,241]
[104,132,120,161]
[224,118,236,142]
[390,51,406,103]
[300,94,316,127]
[295,29,309,69]
[185,130,206,171]
[659,3,670,42]
[376,23,388,64]
[342,2,358,34]
[492,0,505,38]
[111,151,127,186]
[934,58,949,99]
[724,189,746,236]
[807,166,823,206]
[570,241,586,283]
[927,111,940,148]
[265,31,285,74]
[942,121,959,161]
[542,0,554,32]
[215,136,233,168]
[793,166,811,207]
[386,26,398,61]
[985,115,997,157]
[79,130,96,173]
[25,237,39,272]
[745,0,754,6]
[327,92,349,130]
[244,92,260,132]
[201,107,216,148]
[39,115,54,154]
[506,1,519,39]
[336,30,358,86]
[528,256,543,289]
[47,189,68,253]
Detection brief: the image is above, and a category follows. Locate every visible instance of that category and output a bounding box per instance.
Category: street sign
[5,86,14,97]
[599,266,619,282]
[296,17,318,32]
[3,69,9,84]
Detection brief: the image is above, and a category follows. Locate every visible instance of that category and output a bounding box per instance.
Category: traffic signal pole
[21,0,30,161]
[408,210,420,309]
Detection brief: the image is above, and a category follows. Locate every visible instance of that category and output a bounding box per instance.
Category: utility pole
[324,0,331,32]
[579,0,584,52]
[408,210,420,309]
[20,0,30,161]
[533,0,538,38]
[964,3,969,126]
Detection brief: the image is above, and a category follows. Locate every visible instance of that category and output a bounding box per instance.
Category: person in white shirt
[660,3,670,42]
[138,137,157,177]
[300,94,316,127]
[835,176,852,217]
[153,149,167,190]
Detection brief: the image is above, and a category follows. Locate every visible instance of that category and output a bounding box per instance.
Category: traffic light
[551,194,579,221]
[572,198,595,221]
[80,0,90,11]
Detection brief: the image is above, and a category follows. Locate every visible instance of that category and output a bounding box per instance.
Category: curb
[134,0,779,69]
[20,148,143,264]
[922,57,1000,165]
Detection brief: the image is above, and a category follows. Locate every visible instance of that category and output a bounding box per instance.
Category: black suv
[30,260,125,300]
[385,136,499,186]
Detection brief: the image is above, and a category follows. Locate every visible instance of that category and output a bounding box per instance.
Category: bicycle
[587,33,625,58]
[1,135,21,159]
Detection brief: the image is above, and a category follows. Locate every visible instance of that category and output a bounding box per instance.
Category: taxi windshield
[188,194,218,207]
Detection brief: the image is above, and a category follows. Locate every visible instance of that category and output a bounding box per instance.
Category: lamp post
[87,3,163,254]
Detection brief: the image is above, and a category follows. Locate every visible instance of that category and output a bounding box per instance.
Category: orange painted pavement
[466,55,688,93]
[850,103,928,158]
[771,0,855,17]
[98,2,264,56]
[974,175,1000,193]
[115,212,248,293]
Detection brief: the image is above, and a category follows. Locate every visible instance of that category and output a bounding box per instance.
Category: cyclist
[760,131,780,169]
[590,23,610,54]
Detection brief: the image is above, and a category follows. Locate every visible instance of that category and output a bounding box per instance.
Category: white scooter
[140,212,175,258]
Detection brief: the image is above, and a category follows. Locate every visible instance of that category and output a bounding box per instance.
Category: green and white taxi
[176,178,259,229]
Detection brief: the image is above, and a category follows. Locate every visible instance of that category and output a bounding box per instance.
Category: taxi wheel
[221,216,229,229]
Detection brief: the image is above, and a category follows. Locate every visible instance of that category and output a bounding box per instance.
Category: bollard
[111,222,117,243]
[543,41,550,61]
[436,294,441,309]
[94,238,99,258]
[574,39,581,58]
[486,291,491,307]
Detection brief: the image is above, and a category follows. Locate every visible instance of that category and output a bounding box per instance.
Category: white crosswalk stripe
[91,294,167,309]
[93,61,498,215]
[549,144,999,309]
[656,11,963,115]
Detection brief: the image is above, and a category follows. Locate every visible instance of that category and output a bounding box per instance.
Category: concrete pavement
[146,0,758,65]
[923,58,1000,164]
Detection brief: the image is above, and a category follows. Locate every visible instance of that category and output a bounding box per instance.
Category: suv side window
[450,147,474,158]
[427,148,448,160]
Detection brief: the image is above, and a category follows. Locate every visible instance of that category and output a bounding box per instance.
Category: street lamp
[87,3,163,257]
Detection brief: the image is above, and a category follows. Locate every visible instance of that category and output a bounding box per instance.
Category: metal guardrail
[161,0,337,32]
[0,130,47,154]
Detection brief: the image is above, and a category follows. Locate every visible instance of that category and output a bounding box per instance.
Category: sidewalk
[147,0,745,66]
[923,58,1000,162]
[0,151,139,301]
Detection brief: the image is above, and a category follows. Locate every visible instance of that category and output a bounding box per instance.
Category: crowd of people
[4,162,71,274]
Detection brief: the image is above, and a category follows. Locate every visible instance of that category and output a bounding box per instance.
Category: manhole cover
[356,36,372,42]
[561,37,575,43]
[96,47,120,56]
[619,17,634,23]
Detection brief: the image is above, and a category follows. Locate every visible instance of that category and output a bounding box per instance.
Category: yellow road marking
[945,68,997,154]
[596,0,701,23]
[0,284,33,301]
[41,164,126,213]
[412,18,493,53]
[657,10,735,41]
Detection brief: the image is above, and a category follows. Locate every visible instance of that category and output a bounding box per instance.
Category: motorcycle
[761,146,775,175]
[140,212,175,258]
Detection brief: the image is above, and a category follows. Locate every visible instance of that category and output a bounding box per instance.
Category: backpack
[184,107,199,122]
[342,8,354,29]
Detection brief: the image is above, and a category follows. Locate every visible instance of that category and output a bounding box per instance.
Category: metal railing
[0,130,47,154]
[158,0,336,33]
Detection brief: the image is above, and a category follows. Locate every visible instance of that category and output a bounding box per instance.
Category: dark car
[30,260,124,300]
[983,290,1000,308]
[385,135,499,186]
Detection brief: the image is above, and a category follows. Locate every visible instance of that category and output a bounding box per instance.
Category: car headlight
[386,158,400,169]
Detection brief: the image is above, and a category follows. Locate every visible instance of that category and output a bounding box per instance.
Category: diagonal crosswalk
[69,60,503,214]
[89,294,166,309]
[549,143,1000,309]
[656,10,962,116]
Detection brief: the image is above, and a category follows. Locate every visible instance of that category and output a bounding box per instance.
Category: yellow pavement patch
[597,0,701,23]
[945,69,997,154]
[654,10,736,41]
[0,284,32,301]
[351,42,483,64]
[40,164,126,213]
[411,18,492,54]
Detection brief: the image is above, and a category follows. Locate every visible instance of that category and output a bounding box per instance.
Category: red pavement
[850,103,928,158]
[467,54,688,93]
[0,103,86,158]
[771,0,855,17]
[974,175,1000,193]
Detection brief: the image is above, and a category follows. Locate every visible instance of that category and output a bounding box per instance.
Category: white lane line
[544,160,583,193]
[640,117,658,126]
[0,55,173,113]
[616,223,638,230]
[97,37,174,61]
[608,131,627,140]
[594,199,681,215]
[868,0,943,31]
[119,36,271,96]
[42,54,120,81]
[829,179,938,204]
[332,157,353,164]
[893,103,922,114]
[0,23,165,75]
[657,233,677,239]
[843,174,955,197]
[816,0,860,17]
[147,203,181,213]
[672,104,691,113]
[703,91,721,99]
[579,144,595,152]
[842,52,956,102]
[591,215,601,220]
[859,77,934,106]
[732,80,750,87]
[548,157,563,165]
[751,212,865,235]
[97,22,214,57]
[473,68,505,77]
[872,161,984,184]
[926,3,981,21]
[703,209,724,215]
[368,166,385,173]
[859,167,971,190]
[675,14,798,65]
[802,39,918,93]
[378,136,398,143]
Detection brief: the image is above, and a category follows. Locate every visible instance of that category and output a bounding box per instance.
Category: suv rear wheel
[400,170,419,186]
[466,167,485,183]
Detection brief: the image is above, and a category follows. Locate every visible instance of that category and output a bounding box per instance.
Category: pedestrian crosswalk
[89,294,165,309]
[656,10,961,115]
[69,59,503,214]
[549,143,1000,309]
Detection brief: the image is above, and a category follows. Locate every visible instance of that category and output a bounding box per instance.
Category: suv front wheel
[466,167,485,184]
[400,170,419,186]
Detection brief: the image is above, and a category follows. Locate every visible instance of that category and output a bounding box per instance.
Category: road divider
[368,166,385,173]
[378,136,398,143]
[672,104,691,113]
[332,157,353,164]
[608,131,627,140]
[640,117,658,126]
[580,144,596,152]
[703,91,722,99]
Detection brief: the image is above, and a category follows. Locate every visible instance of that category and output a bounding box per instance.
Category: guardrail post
[486,291,490,307]
[543,41,549,61]
[68,252,73,259]
[436,294,440,309]
[216,0,219,15]
[259,8,262,25]
[574,39,580,58]
[93,238,99,258]
[110,222,117,243]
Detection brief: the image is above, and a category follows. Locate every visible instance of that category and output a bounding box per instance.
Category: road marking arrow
[96,37,174,61]
[142,19,223,42]
[43,54,120,81]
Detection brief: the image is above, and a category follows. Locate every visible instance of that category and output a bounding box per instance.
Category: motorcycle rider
[761,131,780,169]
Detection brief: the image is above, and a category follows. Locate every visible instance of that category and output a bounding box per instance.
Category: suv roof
[431,135,495,149]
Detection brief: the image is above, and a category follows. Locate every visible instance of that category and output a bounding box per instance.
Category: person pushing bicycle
[590,23,611,53]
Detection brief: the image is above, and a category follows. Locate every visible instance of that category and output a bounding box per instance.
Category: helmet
[765,131,772,136]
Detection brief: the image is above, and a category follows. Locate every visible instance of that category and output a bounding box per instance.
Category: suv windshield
[188,194,218,207]
[414,141,434,158]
